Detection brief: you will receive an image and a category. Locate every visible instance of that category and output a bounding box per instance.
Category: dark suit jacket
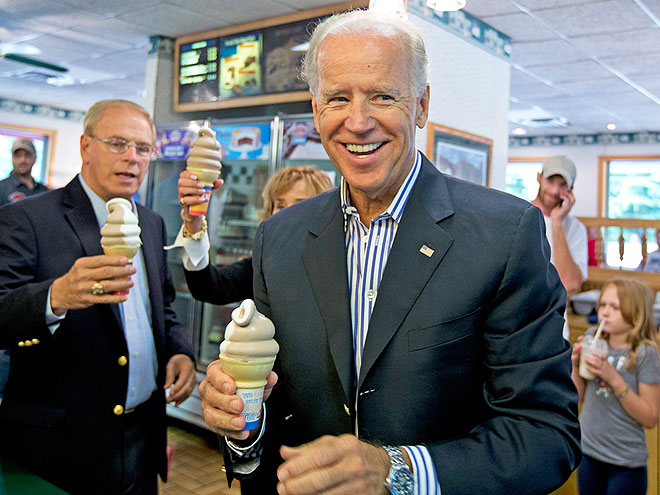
[185,257,253,305]
[239,156,580,494]
[0,176,194,492]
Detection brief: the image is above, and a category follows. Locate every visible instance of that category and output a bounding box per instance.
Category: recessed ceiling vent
[509,108,570,128]
[4,70,78,86]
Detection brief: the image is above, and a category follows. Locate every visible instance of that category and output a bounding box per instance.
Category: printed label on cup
[189,185,212,217]
[236,387,264,431]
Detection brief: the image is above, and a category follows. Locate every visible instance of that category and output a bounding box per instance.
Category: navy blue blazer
[0,176,193,488]
[240,155,580,495]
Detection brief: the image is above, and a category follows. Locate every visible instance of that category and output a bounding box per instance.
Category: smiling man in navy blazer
[0,100,195,494]
[199,10,581,495]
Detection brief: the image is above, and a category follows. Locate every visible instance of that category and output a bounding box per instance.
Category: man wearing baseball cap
[0,138,49,208]
[0,138,49,399]
[532,155,588,340]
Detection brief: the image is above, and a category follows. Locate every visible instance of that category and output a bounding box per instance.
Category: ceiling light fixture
[512,127,527,135]
[427,0,466,12]
[369,0,409,18]
[606,123,616,131]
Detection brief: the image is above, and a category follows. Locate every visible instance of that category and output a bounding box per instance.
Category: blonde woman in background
[176,165,334,304]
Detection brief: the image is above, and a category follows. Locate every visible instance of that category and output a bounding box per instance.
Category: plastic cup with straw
[579,319,608,380]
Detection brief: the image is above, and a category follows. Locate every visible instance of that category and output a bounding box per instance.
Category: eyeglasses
[89,135,154,158]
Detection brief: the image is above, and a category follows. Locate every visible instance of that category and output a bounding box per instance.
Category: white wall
[0,110,83,189]
[508,141,660,217]
[411,14,511,190]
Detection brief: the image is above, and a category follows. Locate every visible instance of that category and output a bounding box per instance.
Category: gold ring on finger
[91,282,105,295]
[179,197,185,207]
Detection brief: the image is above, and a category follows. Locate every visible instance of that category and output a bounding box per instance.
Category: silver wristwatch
[384,446,414,495]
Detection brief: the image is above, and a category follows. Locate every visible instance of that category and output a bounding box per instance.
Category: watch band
[384,446,414,495]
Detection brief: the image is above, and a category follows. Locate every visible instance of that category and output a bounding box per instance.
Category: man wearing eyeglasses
[0,100,195,494]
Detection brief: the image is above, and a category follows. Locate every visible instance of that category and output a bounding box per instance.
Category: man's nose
[344,101,376,133]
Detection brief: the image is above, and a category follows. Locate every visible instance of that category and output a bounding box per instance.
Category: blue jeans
[0,350,9,398]
[578,453,647,495]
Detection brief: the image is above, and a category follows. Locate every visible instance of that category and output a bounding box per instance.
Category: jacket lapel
[62,176,122,329]
[358,158,455,388]
[302,192,355,404]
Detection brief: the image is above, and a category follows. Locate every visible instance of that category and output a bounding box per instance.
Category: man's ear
[416,84,430,129]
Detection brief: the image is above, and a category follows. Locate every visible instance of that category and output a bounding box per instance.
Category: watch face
[392,469,415,495]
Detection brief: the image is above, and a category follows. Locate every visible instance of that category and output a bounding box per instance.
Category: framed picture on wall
[426,123,492,187]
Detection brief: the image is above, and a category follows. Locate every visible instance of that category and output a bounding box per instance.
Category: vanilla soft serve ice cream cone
[100,198,141,295]
[220,299,279,430]
[186,127,222,217]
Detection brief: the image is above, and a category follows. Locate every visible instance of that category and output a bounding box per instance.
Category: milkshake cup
[579,335,608,380]
[219,299,278,430]
[186,127,222,217]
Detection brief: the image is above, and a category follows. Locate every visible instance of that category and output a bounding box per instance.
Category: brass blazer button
[113,405,124,415]
[31,339,40,345]
[343,404,350,415]
[18,341,25,347]
[24,340,33,346]
[118,356,128,366]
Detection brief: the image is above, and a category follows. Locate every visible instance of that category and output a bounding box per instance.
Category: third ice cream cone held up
[186,127,222,216]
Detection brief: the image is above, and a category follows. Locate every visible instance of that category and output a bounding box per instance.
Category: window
[599,156,660,268]
[0,125,55,184]
[505,157,543,201]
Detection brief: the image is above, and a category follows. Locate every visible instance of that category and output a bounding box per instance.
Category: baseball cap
[541,155,576,189]
[12,138,36,155]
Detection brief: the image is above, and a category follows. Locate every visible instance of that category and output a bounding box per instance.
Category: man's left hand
[164,354,196,406]
[276,434,390,495]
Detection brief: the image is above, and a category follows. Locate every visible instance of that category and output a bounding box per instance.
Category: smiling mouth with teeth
[345,142,384,155]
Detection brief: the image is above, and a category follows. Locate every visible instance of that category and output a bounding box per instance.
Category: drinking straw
[594,319,605,341]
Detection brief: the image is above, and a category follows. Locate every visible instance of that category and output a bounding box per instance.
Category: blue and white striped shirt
[341,151,441,495]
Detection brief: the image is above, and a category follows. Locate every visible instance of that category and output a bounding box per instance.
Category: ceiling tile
[570,28,660,58]
[532,0,653,38]
[511,38,587,66]
[477,12,557,42]
[114,4,232,37]
[0,0,107,30]
[602,52,660,77]
[464,0,522,17]
[52,0,162,16]
[525,59,613,84]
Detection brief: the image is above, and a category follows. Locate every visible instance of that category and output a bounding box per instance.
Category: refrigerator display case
[147,113,334,427]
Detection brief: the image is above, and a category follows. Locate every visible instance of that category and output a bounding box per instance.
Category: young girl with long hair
[572,278,660,494]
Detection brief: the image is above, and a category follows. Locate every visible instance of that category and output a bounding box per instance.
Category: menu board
[174,1,367,111]
[178,40,219,104]
[220,32,263,98]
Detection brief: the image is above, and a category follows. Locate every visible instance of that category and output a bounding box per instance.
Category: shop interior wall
[0,109,83,189]
[508,141,660,217]
[410,13,511,191]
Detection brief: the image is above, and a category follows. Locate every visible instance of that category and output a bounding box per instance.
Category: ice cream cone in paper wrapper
[101,198,141,295]
[220,299,279,430]
[186,127,222,216]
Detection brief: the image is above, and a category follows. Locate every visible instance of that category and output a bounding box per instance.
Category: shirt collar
[78,173,138,229]
[341,150,421,229]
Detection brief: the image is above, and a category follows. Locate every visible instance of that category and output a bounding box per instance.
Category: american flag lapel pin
[420,244,434,257]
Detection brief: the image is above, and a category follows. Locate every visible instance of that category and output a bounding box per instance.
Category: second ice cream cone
[186,127,222,217]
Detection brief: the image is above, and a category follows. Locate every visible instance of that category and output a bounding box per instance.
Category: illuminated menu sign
[178,40,219,104]
[174,2,366,111]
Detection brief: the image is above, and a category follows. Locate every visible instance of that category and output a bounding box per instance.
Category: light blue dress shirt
[47,174,157,408]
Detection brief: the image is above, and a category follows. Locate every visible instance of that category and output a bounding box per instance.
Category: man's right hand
[177,170,223,234]
[199,359,278,442]
[50,255,136,315]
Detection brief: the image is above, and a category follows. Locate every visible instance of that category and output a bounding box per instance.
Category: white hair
[301,9,429,98]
